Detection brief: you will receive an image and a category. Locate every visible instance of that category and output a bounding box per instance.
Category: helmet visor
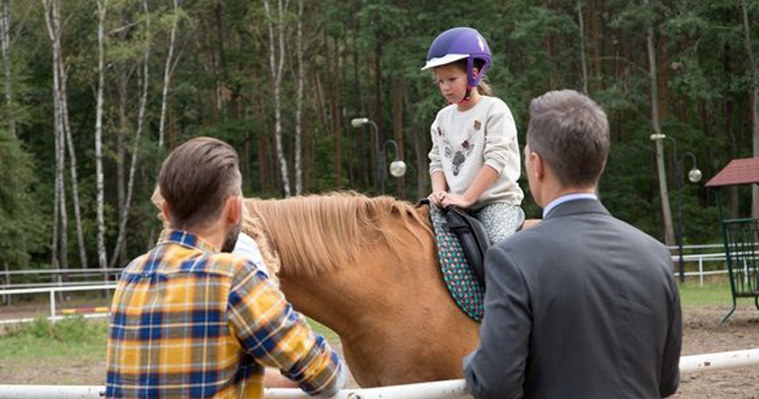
[421,53,469,71]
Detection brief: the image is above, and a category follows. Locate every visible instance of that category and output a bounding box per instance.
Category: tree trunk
[294,0,304,195]
[43,0,86,269]
[114,13,128,252]
[263,0,290,197]
[214,0,227,114]
[158,0,179,148]
[43,0,68,279]
[0,0,13,138]
[110,0,151,268]
[332,36,342,189]
[577,1,589,94]
[95,0,108,278]
[55,33,86,270]
[588,1,603,89]
[644,1,675,247]
[742,0,759,218]
[392,79,404,197]
[657,33,670,121]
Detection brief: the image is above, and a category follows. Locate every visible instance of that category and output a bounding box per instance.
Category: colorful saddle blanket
[429,205,485,322]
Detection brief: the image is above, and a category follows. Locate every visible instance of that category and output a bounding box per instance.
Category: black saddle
[443,206,491,288]
[416,198,492,288]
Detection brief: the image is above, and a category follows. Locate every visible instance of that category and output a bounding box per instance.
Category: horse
[242,192,480,388]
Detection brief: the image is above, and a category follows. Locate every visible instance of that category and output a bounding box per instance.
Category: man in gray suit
[463,90,682,399]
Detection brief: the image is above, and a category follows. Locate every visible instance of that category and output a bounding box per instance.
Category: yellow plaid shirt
[106,229,344,398]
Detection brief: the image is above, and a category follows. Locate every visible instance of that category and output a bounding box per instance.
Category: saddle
[442,206,491,288]
[416,199,491,288]
[418,199,525,322]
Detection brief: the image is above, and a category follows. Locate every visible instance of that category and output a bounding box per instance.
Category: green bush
[3,316,107,343]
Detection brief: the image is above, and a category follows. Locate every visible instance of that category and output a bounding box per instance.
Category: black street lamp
[351,117,407,194]
[650,133,702,283]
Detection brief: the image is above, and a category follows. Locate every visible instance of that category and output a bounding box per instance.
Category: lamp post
[650,133,702,283]
[351,117,407,194]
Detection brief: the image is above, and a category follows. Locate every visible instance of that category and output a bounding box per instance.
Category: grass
[0,314,338,364]
[0,316,108,362]
[677,281,735,308]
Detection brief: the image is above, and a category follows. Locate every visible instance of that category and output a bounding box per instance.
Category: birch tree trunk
[45,0,87,269]
[60,60,87,269]
[158,0,179,149]
[110,0,150,268]
[43,0,68,277]
[742,0,759,218]
[294,0,303,195]
[644,0,675,246]
[0,0,14,138]
[42,0,87,270]
[263,0,290,197]
[95,0,108,277]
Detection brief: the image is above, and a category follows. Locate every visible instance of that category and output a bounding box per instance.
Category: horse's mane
[245,191,432,277]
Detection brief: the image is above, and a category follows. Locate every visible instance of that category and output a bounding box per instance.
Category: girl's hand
[441,193,475,209]
[428,190,447,206]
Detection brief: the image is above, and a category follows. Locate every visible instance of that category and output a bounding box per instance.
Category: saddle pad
[429,205,484,322]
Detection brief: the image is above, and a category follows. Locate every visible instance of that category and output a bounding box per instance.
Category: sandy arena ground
[1,303,758,398]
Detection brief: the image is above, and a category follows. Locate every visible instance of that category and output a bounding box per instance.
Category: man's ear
[225,195,242,225]
[531,151,545,181]
[161,201,171,224]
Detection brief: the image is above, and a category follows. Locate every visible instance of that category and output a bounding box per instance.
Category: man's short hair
[158,136,242,230]
[526,89,609,187]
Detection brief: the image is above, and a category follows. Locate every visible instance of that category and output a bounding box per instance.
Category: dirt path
[1,304,758,397]
[672,305,759,399]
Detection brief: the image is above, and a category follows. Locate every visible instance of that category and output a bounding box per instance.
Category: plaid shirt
[106,229,344,398]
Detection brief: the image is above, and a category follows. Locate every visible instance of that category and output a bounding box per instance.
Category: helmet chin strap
[449,86,474,106]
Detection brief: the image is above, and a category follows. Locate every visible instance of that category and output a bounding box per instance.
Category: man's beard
[221,220,242,253]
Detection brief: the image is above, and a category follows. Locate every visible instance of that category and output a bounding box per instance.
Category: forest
[0,0,758,273]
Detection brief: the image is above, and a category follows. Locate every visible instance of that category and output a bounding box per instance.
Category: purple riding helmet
[421,27,492,95]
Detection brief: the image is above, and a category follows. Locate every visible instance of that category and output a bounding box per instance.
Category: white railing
[0,348,757,399]
[0,284,116,325]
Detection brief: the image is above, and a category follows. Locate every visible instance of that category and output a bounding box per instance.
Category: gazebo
[705,157,759,323]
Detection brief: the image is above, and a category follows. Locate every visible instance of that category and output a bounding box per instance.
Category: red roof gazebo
[705,157,759,187]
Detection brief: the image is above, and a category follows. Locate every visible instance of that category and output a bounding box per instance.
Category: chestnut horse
[242,192,480,387]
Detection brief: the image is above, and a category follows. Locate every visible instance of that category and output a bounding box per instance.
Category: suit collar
[543,198,609,220]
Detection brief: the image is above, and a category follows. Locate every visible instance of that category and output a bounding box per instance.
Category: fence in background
[0,284,116,325]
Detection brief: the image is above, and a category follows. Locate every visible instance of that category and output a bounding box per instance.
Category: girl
[423,27,524,243]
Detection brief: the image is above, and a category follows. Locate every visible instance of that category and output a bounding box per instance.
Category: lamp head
[351,118,369,128]
[688,168,702,183]
[389,160,407,177]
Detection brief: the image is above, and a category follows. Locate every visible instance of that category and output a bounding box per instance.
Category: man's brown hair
[526,90,609,187]
[158,136,241,230]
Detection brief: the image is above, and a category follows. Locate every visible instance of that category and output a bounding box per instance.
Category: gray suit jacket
[463,199,681,399]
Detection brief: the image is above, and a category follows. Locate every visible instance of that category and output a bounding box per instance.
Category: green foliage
[0,131,47,267]
[3,315,106,342]
[2,0,758,268]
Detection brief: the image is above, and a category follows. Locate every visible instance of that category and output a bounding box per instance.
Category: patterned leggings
[472,202,524,243]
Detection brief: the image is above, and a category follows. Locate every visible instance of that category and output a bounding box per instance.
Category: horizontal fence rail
[0,284,116,325]
[0,348,757,399]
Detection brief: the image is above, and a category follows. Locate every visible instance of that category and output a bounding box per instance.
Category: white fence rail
[0,348,757,399]
[0,284,116,325]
